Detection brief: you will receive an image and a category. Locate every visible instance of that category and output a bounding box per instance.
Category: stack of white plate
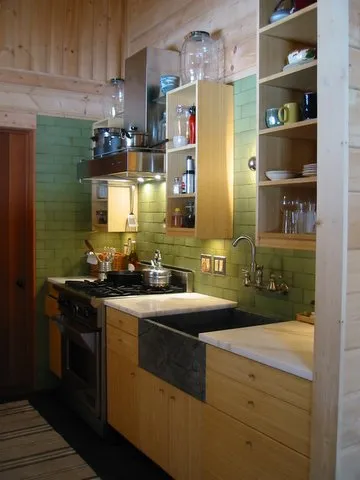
[302,163,317,177]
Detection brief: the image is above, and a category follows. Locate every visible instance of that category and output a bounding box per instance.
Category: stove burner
[64,280,184,298]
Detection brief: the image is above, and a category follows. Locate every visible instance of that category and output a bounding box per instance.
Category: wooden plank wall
[339,1,360,478]
[125,0,256,82]
[0,0,125,83]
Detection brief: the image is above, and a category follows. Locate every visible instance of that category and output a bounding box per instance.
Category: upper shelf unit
[256,1,318,251]
[165,80,234,239]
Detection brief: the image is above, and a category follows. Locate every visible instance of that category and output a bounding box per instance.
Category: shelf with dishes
[259,118,317,139]
[259,176,317,187]
[259,59,317,91]
[259,2,317,44]
[167,144,196,154]
[257,232,316,251]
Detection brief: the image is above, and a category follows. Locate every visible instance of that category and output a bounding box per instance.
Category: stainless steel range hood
[77,149,165,182]
[77,47,179,183]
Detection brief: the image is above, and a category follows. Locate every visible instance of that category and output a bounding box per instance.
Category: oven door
[60,315,101,419]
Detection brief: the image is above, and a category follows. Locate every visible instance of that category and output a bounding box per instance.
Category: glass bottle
[128,240,139,270]
[173,177,182,195]
[173,105,188,148]
[180,31,219,84]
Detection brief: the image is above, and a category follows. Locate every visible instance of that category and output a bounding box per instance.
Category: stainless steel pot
[142,266,171,288]
[92,127,122,157]
[121,126,149,148]
[142,249,171,287]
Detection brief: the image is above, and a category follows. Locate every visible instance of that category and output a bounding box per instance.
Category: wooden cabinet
[91,183,138,233]
[202,403,309,480]
[106,308,139,446]
[256,2,318,250]
[45,283,61,378]
[137,368,202,480]
[165,80,234,239]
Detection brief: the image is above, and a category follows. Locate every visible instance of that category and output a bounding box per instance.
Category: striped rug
[0,400,100,479]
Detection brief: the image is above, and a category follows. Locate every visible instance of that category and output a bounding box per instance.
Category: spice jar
[173,177,182,195]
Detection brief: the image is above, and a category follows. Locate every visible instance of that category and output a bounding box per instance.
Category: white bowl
[265,170,298,181]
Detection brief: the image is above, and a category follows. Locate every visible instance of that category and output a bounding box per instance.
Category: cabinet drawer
[107,323,138,364]
[107,307,138,336]
[206,345,311,412]
[202,404,309,480]
[207,368,310,456]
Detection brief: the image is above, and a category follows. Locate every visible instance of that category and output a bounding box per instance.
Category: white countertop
[104,293,237,318]
[199,321,314,381]
[47,276,96,286]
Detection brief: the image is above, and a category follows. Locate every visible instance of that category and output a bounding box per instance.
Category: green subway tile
[283,257,305,273]
[302,258,316,274]
[303,289,316,306]
[293,273,315,290]
[241,102,256,118]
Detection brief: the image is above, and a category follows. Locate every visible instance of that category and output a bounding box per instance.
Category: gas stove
[64,279,185,298]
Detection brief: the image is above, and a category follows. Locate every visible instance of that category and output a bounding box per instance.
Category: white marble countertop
[47,276,96,286]
[199,321,314,381]
[104,293,237,318]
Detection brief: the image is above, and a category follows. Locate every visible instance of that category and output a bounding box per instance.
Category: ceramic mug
[265,107,284,128]
[278,102,300,124]
[303,92,317,120]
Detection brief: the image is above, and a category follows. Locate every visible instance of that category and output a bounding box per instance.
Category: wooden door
[107,349,139,446]
[137,369,169,473]
[168,384,203,480]
[0,129,35,394]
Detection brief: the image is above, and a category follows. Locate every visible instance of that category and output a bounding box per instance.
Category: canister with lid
[185,155,195,194]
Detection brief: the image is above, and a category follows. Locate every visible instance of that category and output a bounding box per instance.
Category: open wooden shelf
[166,227,195,237]
[259,60,317,91]
[259,119,317,140]
[167,144,196,154]
[167,193,196,199]
[257,232,316,251]
[259,3,317,44]
[259,176,317,187]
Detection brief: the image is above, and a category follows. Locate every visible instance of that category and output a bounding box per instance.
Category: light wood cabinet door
[202,404,309,480]
[107,349,138,447]
[137,369,169,473]
[168,383,202,480]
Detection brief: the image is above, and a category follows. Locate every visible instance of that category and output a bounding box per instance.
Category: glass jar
[103,78,124,119]
[96,210,108,225]
[172,208,183,227]
[173,105,188,148]
[183,201,195,228]
[158,111,167,143]
[180,31,219,84]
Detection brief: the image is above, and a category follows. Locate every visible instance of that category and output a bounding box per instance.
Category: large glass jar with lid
[180,31,219,84]
[103,77,124,119]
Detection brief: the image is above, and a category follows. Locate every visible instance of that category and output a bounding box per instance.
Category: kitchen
[0,1,358,479]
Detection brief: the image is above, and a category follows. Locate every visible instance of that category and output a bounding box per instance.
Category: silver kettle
[269,0,292,23]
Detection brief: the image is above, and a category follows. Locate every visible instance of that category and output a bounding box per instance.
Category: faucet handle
[267,273,277,292]
[277,275,289,294]
[241,268,252,287]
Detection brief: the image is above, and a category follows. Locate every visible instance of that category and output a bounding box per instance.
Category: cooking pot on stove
[92,127,122,158]
[120,125,149,148]
[142,249,171,288]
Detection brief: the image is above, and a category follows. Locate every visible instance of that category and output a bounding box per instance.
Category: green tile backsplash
[35,115,122,388]
[136,75,316,318]
[34,76,315,387]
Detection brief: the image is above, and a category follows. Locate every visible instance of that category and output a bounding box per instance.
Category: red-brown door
[0,128,35,395]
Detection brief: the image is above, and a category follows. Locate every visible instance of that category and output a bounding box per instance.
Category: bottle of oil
[128,239,139,271]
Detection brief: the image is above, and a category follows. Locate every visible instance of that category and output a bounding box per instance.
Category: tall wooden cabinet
[256,2,318,251]
[165,80,234,239]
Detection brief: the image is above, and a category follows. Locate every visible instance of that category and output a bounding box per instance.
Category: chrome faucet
[232,235,257,274]
[232,234,288,295]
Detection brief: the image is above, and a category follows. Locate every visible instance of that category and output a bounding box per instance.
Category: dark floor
[2,390,171,480]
